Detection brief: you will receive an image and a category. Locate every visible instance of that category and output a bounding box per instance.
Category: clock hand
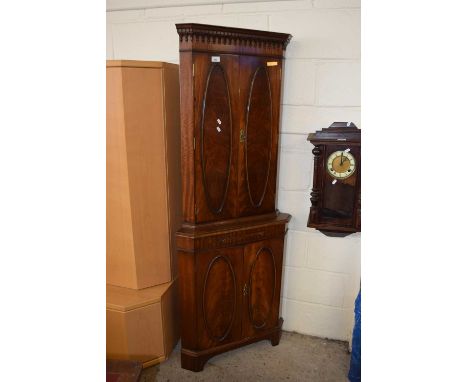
[340,152,344,166]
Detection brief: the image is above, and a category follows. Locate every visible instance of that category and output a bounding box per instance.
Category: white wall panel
[307,232,361,273]
[282,267,347,307]
[106,23,114,59]
[282,59,317,105]
[316,62,361,106]
[188,14,268,30]
[112,21,181,62]
[284,230,308,268]
[281,105,361,134]
[269,9,360,59]
[281,298,350,340]
[314,0,361,8]
[222,0,312,13]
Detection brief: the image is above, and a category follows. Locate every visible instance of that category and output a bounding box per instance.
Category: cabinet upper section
[176,23,292,58]
[177,24,291,225]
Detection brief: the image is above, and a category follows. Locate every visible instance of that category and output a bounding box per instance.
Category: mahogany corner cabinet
[175,23,292,372]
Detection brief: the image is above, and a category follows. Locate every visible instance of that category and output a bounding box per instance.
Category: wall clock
[307,122,361,237]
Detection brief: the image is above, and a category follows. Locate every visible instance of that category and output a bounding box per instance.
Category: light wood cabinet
[106,60,181,289]
[106,280,179,367]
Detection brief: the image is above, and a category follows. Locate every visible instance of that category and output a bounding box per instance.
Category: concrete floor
[139,332,351,382]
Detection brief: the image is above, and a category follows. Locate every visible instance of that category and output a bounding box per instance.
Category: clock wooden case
[307,122,361,237]
[175,23,292,372]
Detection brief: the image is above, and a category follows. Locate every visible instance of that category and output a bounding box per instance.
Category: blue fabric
[348,289,361,382]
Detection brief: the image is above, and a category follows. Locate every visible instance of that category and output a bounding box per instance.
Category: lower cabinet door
[242,238,284,338]
[196,247,244,349]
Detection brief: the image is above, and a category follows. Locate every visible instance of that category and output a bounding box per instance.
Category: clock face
[326,150,356,179]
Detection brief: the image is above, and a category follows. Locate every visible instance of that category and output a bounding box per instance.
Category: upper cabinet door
[193,54,240,223]
[238,56,283,217]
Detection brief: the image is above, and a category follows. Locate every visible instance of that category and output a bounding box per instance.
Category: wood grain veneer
[175,23,292,372]
[106,61,181,289]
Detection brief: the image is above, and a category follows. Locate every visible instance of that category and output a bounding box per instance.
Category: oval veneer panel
[249,247,276,329]
[202,255,236,342]
[201,64,232,214]
[245,66,273,208]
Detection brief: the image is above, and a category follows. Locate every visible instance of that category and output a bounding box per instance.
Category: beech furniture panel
[106,60,182,289]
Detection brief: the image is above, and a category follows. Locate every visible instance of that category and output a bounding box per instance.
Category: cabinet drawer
[176,217,288,252]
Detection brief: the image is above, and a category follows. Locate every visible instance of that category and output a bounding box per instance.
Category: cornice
[175,23,292,50]
[307,122,361,144]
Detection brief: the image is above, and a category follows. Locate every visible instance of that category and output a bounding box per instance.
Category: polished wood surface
[176,212,290,252]
[181,317,284,372]
[197,247,243,349]
[194,53,239,222]
[201,63,232,213]
[238,55,282,217]
[177,215,289,371]
[176,23,291,372]
[106,61,181,289]
[176,23,291,58]
[307,122,361,236]
[178,25,288,225]
[242,238,283,338]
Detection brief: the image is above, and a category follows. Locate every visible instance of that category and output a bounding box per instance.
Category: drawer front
[176,223,286,252]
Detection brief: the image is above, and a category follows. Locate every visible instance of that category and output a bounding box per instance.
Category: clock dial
[326,150,356,179]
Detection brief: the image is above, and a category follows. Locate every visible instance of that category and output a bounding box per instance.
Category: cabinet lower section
[176,213,290,372]
[181,317,283,372]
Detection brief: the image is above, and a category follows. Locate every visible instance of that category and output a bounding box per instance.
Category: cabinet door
[193,53,240,223]
[242,238,284,338]
[237,56,283,217]
[320,145,360,227]
[196,247,244,349]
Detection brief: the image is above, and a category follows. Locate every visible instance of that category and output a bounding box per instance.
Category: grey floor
[140,331,351,382]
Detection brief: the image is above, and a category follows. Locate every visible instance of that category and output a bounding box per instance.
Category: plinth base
[180,318,284,372]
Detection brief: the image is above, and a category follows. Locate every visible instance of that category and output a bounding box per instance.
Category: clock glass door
[321,145,360,224]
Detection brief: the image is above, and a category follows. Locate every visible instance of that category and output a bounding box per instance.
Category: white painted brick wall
[269,8,360,59]
[107,0,361,342]
[316,62,361,106]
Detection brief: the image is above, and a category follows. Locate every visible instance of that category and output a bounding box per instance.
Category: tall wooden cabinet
[175,23,292,371]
